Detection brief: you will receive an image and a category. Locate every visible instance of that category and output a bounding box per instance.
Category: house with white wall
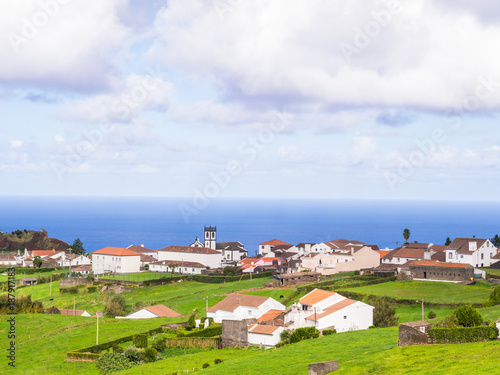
[284,288,373,332]
[149,259,206,274]
[92,247,140,275]
[158,245,223,269]
[258,239,291,256]
[445,238,499,267]
[207,293,285,323]
[120,304,180,319]
[381,247,426,265]
[248,324,284,348]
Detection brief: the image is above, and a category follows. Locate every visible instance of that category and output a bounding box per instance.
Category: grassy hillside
[341,280,492,304]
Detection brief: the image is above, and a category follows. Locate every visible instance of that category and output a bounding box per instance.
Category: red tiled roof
[208,293,272,313]
[299,289,336,306]
[409,260,470,269]
[59,309,89,316]
[127,245,157,254]
[446,238,489,254]
[257,309,283,323]
[305,298,358,321]
[377,250,391,259]
[93,247,140,256]
[259,239,291,246]
[248,324,280,335]
[158,245,221,255]
[140,254,156,262]
[382,248,425,260]
[144,304,180,317]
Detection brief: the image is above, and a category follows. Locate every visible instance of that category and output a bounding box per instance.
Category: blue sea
[0,196,499,256]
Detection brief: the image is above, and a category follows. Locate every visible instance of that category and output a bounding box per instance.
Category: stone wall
[398,324,432,346]
[221,320,248,348]
[409,265,473,281]
[60,277,86,287]
[309,360,338,375]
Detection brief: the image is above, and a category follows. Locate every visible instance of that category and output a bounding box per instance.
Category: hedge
[66,351,100,361]
[182,324,222,338]
[164,337,218,349]
[428,326,499,344]
[133,334,148,348]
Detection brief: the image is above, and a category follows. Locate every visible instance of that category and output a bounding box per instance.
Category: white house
[445,238,499,268]
[92,247,140,275]
[157,245,223,269]
[284,288,374,332]
[149,259,206,274]
[381,247,426,265]
[120,304,180,319]
[248,324,284,348]
[59,309,91,317]
[258,239,291,256]
[311,243,333,254]
[207,293,285,323]
[127,244,158,259]
[0,253,17,266]
[217,241,248,262]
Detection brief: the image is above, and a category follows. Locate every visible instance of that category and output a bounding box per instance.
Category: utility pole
[73,296,76,316]
[421,299,424,321]
[50,274,52,297]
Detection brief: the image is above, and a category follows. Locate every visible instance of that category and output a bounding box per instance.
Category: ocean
[0,196,499,256]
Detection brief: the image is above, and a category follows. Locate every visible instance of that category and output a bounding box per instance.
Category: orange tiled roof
[93,247,140,256]
[158,245,221,254]
[377,250,391,259]
[248,324,280,335]
[144,304,180,317]
[257,309,283,323]
[32,249,56,257]
[59,309,89,316]
[305,298,358,321]
[208,293,272,313]
[259,239,291,246]
[299,288,336,306]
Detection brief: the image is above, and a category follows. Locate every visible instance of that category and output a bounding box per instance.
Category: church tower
[204,226,217,250]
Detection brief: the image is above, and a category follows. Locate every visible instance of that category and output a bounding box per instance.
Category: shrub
[143,347,157,363]
[280,329,291,342]
[87,286,97,293]
[427,310,437,319]
[453,305,484,327]
[483,285,500,307]
[322,329,336,335]
[436,314,459,328]
[112,344,123,354]
[202,363,210,368]
[95,352,133,375]
[183,324,222,338]
[152,338,166,352]
[290,327,319,343]
[214,358,223,364]
[133,333,148,348]
[353,270,360,276]
[124,346,143,364]
[103,293,128,318]
[429,326,499,344]
[186,314,196,331]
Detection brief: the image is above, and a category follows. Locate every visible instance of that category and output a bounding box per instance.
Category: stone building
[408,260,474,281]
[398,321,432,346]
[272,271,321,287]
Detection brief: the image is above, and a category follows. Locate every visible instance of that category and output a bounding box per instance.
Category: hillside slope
[0,229,68,252]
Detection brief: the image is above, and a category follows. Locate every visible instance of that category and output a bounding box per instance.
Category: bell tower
[204,226,217,250]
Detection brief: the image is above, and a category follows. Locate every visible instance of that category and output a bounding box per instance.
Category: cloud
[376,109,418,127]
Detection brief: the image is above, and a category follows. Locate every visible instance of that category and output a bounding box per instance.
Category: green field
[0,269,70,284]
[342,280,492,304]
[481,268,500,277]
[9,277,282,316]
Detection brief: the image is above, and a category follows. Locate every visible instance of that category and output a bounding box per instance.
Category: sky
[1,0,500,201]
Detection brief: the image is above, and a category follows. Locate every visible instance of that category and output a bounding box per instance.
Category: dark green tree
[365,295,398,328]
[33,255,42,268]
[445,237,452,246]
[490,234,500,248]
[70,238,85,255]
[104,293,128,317]
[403,228,411,244]
[453,305,484,327]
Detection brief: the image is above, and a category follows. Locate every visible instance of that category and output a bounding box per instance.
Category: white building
[207,293,285,323]
[258,239,291,256]
[120,305,180,319]
[157,245,223,269]
[248,324,284,348]
[284,288,374,332]
[92,247,140,275]
[446,238,499,268]
[149,259,206,274]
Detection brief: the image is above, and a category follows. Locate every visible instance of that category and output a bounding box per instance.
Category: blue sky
[1,0,500,201]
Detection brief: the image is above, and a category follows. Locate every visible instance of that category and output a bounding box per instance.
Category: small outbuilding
[272,272,321,287]
[19,277,37,286]
[121,304,180,319]
[408,260,474,282]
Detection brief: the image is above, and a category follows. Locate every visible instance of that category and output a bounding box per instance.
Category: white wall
[92,254,140,274]
[123,309,158,319]
[158,251,222,269]
[248,326,284,347]
[315,301,374,332]
[208,298,285,323]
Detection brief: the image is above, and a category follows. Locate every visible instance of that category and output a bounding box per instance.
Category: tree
[403,228,411,244]
[169,263,178,275]
[453,305,484,327]
[33,255,42,268]
[70,238,85,255]
[445,237,452,246]
[365,295,398,328]
[483,285,500,307]
[104,293,128,317]
[490,234,500,248]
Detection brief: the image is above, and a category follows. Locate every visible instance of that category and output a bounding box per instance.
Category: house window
[184,268,187,271]
[448,253,452,259]
[302,305,308,311]
[192,268,195,272]
[419,327,425,333]
[248,310,252,315]
[461,255,463,259]
[343,315,347,319]
[481,253,484,260]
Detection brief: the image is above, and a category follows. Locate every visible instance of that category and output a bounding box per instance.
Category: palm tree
[403,228,410,244]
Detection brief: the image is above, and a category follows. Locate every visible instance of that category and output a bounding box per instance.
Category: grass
[341,280,492,304]
[481,268,500,277]
[98,272,177,282]
[0,269,70,284]
[6,277,275,316]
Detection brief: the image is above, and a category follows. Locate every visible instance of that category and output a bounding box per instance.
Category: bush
[202,363,210,368]
[322,329,336,335]
[95,352,134,375]
[280,329,291,342]
[427,310,437,319]
[214,358,223,364]
[133,333,148,348]
[124,345,144,364]
[112,344,123,354]
[453,305,484,327]
[428,326,499,344]
[436,314,459,328]
[104,293,128,318]
[87,286,97,293]
[290,327,319,343]
[186,314,196,331]
[152,338,166,352]
[364,295,398,328]
[483,285,500,307]
[183,324,222,338]
[143,347,157,363]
